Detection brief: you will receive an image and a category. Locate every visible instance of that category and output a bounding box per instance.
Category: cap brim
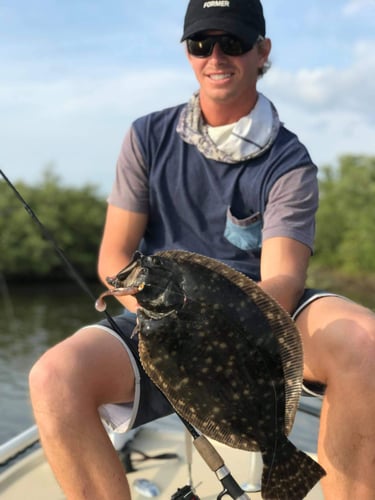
[181,18,259,46]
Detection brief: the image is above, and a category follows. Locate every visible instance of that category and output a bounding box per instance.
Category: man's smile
[208,72,233,81]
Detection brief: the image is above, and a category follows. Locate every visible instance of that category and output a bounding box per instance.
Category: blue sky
[1,0,374,194]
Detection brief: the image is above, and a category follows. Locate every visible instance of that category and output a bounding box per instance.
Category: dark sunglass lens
[187,38,213,57]
[220,36,246,56]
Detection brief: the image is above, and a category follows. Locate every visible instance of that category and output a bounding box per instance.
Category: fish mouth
[95,283,145,312]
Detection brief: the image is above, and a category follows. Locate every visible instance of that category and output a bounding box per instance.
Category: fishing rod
[180,417,250,500]
[0,169,249,499]
[0,169,124,338]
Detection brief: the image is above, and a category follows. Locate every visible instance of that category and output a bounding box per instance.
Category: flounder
[96,250,325,499]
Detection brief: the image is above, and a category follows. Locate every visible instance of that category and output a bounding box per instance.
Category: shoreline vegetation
[1,155,375,310]
[307,265,375,310]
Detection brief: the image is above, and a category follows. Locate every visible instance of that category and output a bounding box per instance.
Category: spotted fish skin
[106,250,325,499]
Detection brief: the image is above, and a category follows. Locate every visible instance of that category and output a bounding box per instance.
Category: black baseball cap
[181,0,266,45]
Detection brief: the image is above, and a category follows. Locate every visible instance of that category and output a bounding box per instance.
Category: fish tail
[261,439,326,500]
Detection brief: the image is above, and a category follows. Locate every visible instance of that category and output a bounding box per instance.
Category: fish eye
[150,256,164,267]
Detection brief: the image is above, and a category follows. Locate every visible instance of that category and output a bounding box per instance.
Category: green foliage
[314,155,375,274]
[1,155,375,282]
[0,168,106,280]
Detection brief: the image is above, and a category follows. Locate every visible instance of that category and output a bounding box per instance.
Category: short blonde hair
[256,36,271,77]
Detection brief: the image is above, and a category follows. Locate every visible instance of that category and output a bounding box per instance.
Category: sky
[1,0,374,194]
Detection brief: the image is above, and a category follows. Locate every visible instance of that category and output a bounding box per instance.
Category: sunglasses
[186,34,258,58]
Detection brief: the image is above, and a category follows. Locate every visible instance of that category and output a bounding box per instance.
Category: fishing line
[0,169,125,339]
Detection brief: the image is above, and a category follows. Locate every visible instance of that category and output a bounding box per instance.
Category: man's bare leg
[297,297,375,500]
[29,328,134,500]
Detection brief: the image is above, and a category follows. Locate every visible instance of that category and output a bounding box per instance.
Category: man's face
[187,31,270,110]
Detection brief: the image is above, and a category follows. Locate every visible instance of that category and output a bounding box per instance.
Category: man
[29,1,375,498]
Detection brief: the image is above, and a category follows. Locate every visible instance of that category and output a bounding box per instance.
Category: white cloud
[259,38,375,167]
[262,39,375,124]
[0,66,196,192]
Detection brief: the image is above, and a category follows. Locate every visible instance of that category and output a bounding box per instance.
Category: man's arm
[97,204,148,312]
[259,236,311,314]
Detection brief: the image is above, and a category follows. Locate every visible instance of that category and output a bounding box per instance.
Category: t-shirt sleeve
[107,126,149,213]
[262,165,319,252]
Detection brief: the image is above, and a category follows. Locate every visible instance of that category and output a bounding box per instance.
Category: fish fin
[261,440,326,500]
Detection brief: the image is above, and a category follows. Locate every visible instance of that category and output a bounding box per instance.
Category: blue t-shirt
[109,103,318,281]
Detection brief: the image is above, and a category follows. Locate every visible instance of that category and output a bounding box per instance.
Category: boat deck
[0,418,323,499]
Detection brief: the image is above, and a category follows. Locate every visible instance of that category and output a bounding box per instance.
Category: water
[0,282,321,452]
[0,282,121,444]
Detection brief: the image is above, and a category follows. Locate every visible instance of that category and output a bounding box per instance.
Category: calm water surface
[0,282,321,453]
[0,282,122,444]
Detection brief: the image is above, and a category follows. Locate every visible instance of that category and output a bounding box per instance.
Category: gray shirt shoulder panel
[108,127,149,213]
[262,165,318,251]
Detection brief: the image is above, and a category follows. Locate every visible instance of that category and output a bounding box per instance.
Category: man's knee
[30,327,137,413]
[323,311,375,390]
[29,328,96,407]
[347,315,375,378]
[300,300,375,384]
[29,341,76,407]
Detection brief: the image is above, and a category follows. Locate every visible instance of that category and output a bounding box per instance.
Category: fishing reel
[171,484,200,499]
[171,484,241,500]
